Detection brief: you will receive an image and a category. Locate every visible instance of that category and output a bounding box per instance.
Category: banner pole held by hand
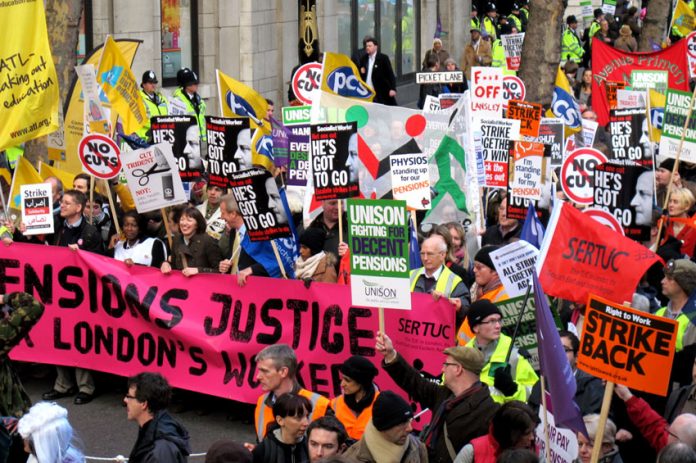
[379,307,385,338]
[338,199,344,244]
[102,179,121,236]
[161,207,173,251]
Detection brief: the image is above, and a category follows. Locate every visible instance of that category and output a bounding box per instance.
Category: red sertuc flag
[536,202,662,305]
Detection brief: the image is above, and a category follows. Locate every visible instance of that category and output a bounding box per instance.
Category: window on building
[160,0,198,86]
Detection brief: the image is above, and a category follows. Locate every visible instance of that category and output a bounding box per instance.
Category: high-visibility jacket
[170,87,207,142]
[588,20,601,46]
[562,28,585,64]
[5,145,23,169]
[466,333,538,404]
[136,89,169,141]
[410,266,463,297]
[491,40,516,76]
[507,14,522,32]
[457,286,508,346]
[255,388,331,442]
[332,390,379,440]
[656,307,691,351]
[483,16,498,40]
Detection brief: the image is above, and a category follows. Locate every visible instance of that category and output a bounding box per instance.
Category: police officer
[507,3,523,32]
[170,68,206,143]
[562,15,585,64]
[136,70,168,144]
[482,3,499,41]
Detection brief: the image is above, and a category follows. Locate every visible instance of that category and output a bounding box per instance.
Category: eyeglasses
[563,347,574,353]
[124,394,138,401]
[479,318,502,326]
[420,251,444,257]
[442,362,459,368]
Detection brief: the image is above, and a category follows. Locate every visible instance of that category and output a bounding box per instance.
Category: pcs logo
[326,67,373,99]
[226,91,257,119]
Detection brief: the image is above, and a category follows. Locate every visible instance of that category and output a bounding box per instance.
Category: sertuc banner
[591,40,689,126]
[5,243,453,404]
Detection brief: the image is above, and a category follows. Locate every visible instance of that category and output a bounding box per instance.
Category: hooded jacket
[129,410,191,463]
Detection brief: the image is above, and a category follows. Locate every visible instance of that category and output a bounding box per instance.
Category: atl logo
[327,67,372,98]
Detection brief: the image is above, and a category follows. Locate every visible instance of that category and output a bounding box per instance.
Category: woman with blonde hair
[665,187,696,257]
[576,414,621,463]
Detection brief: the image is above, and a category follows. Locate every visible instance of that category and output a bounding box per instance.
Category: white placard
[390,153,431,210]
[491,241,539,298]
[20,183,54,235]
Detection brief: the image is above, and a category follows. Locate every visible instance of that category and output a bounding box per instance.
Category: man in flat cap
[658,259,696,352]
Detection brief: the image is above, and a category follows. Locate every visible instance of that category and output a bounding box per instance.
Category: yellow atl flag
[59,39,141,175]
[0,0,59,151]
[97,36,148,135]
[320,52,375,102]
[216,69,269,130]
[9,157,43,210]
[672,0,696,36]
[251,126,275,171]
[39,162,75,194]
[649,89,666,143]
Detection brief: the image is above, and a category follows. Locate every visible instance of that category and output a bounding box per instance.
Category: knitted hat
[300,228,326,256]
[205,440,252,463]
[467,299,502,329]
[474,245,500,270]
[372,391,413,431]
[619,25,632,37]
[443,346,485,375]
[664,259,696,296]
[340,355,379,390]
[659,158,686,178]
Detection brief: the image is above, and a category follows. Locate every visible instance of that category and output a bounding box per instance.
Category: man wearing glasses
[409,235,470,326]
[124,372,191,463]
[464,300,538,404]
[375,332,499,463]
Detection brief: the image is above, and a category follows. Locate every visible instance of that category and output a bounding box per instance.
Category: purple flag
[533,272,588,436]
[270,116,290,167]
[520,204,545,249]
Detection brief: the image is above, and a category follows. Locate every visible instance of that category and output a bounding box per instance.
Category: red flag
[591,40,689,126]
[537,202,662,305]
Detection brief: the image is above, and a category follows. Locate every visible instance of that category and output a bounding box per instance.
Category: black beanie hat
[300,228,326,256]
[340,355,378,390]
[372,391,413,431]
[474,245,500,270]
[467,299,502,329]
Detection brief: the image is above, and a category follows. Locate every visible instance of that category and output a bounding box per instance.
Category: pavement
[18,364,256,461]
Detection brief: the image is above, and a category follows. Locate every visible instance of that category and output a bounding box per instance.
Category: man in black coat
[375,332,499,463]
[359,37,398,106]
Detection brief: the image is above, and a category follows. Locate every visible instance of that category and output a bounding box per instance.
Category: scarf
[363,421,409,463]
[295,251,325,280]
[344,386,376,415]
[474,274,503,301]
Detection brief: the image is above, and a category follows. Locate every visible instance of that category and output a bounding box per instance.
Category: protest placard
[535,395,579,463]
[479,118,521,188]
[616,89,646,109]
[602,0,616,15]
[688,31,696,79]
[506,190,541,221]
[594,163,652,241]
[577,295,677,395]
[121,143,187,213]
[534,118,564,166]
[229,167,291,241]
[491,240,539,298]
[659,89,696,163]
[471,67,504,117]
[582,118,598,147]
[270,118,290,167]
[415,71,463,84]
[283,106,311,187]
[205,116,249,188]
[605,81,626,110]
[6,242,453,405]
[348,199,410,310]
[310,122,359,200]
[608,108,652,168]
[390,153,431,210]
[507,100,542,138]
[561,148,608,205]
[439,94,461,109]
[20,183,53,235]
[509,141,544,200]
[503,75,526,109]
[501,33,525,71]
[630,70,668,94]
[151,115,204,181]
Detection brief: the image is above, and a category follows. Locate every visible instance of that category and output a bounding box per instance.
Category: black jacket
[50,214,104,254]
[359,52,397,106]
[129,410,191,463]
[252,429,309,463]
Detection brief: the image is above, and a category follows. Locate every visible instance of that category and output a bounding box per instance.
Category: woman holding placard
[108,210,167,268]
[160,207,222,276]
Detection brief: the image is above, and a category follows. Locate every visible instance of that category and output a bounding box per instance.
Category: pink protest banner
[5,243,454,405]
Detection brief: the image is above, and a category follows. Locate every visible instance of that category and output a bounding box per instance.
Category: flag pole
[161,207,173,251]
[655,83,696,247]
[271,240,289,279]
[102,179,121,236]
[379,307,385,338]
[89,176,95,225]
[338,199,344,244]
[505,281,533,363]
[540,376,552,463]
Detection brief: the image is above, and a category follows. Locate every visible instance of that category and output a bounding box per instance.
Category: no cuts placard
[78,133,121,179]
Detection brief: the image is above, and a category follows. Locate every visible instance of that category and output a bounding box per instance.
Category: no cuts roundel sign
[78,133,122,179]
[560,148,608,205]
[292,62,322,105]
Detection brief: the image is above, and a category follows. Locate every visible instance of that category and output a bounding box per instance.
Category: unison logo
[327,67,372,98]
[363,280,397,299]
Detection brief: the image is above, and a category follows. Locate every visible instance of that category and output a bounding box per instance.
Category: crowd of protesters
[6,0,696,462]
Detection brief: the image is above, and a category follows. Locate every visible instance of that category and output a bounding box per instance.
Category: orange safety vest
[331,391,380,440]
[255,388,331,442]
[456,285,508,346]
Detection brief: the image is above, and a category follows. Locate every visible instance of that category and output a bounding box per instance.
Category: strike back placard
[310,122,359,200]
[205,116,250,188]
[152,115,203,181]
[578,295,677,395]
[229,167,291,241]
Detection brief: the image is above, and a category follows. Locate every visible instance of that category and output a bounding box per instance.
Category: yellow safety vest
[171,87,207,142]
[656,307,690,351]
[136,89,169,141]
[409,265,463,297]
[466,333,538,404]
